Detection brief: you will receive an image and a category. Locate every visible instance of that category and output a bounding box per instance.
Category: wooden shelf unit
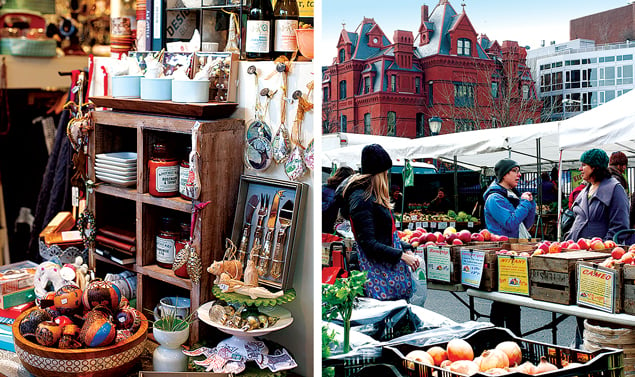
[89,109,244,344]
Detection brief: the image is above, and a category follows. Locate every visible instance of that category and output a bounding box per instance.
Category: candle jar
[156,216,178,269]
[149,143,179,197]
[174,221,191,278]
[179,146,192,200]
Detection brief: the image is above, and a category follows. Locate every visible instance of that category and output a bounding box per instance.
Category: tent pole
[557,150,563,241]
[454,155,459,213]
[536,138,543,240]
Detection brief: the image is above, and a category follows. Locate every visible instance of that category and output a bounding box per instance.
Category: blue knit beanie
[580,149,609,168]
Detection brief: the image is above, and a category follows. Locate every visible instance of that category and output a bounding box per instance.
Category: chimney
[421,5,429,22]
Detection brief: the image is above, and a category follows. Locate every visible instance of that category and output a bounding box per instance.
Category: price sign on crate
[498,255,530,296]
[450,222,456,228]
[430,222,437,229]
[415,222,423,229]
[461,248,485,288]
[427,246,452,282]
[438,222,448,230]
[577,263,617,313]
[408,223,415,230]
[422,222,428,228]
[468,222,474,228]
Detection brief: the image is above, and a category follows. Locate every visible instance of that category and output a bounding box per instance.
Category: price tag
[411,215,418,221]
[72,186,79,207]
[498,255,530,296]
[450,222,456,228]
[577,264,617,313]
[395,220,401,228]
[468,222,474,228]
[415,222,423,229]
[438,222,448,229]
[461,249,486,288]
[422,222,429,228]
[427,246,452,282]
[430,222,437,229]
[408,223,415,230]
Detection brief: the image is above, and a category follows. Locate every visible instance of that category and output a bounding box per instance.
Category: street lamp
[429,117,442,136]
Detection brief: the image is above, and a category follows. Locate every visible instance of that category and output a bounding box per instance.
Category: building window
[339,80,347,100]
[390,75,397,92]
[364,77,370,94]
[415,77,421,94]
[364,113,371,134]
[387,111,396,136]
[491,117,497,128]
[522,84,529,100]
[491,82,499,98]
[416,113,425,137]
[457,38,471,56]
[428,82,434,106]
[340,115,347,132]
[455,119,476,133]
[454,83,474,107]
[552,71,563,91]
[339,48,345,63]
[323,86,329,102]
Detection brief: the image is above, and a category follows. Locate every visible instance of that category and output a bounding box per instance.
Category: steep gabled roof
[351,18,391,60]
[338,30,358,48]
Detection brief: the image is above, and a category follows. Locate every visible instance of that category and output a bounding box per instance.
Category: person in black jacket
[336,144,419,300]
[322,166,354,233]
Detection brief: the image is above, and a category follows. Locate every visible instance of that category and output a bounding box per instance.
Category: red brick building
[570,4,635,45]
[322,0,542,137]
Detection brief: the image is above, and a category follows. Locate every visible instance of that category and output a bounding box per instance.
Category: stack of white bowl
[95,152,137,187]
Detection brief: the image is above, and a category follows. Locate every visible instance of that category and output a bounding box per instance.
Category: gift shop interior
[0,0,314,375]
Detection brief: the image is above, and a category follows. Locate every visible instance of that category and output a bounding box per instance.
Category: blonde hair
[344,171,392,209]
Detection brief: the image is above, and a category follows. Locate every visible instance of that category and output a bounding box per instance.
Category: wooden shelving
[89,109,244,344]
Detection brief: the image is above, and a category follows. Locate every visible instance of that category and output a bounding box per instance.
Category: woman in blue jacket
[484,159,536,335]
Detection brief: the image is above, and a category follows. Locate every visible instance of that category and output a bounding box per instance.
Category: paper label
[156,236,176,263]
[498,255,530,295]
[415,222,422,229]
[438,222,448,229]
[422,222,428,228]
[274,19,298,52]
[246,20,271,53]
[427,246,451,282]
[461,248,485,288]
[179,166,189,196]
[155,165,179,192]
[577,264,616,312]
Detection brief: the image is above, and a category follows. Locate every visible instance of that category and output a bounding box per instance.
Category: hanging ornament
[184,122,202,200]
[172,201,210,284]
[224,11,241,54]
[285,145,306,181]
[244,66,274,171]
[304,138,314,171]
[272,60,292,163]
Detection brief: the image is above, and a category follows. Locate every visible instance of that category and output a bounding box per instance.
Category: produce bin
[386,327,623,377]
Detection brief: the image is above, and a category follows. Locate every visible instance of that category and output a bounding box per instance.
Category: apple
[445,232,458,243]
[458,230,472,243]
[519,252,531,257]
[434,232,445,243]
[591,237,603,243]
[412,230,423,239]
[590,239,606,250]
[443,227,457,236]
[531,249,545,256]
[612,247,626,260]
[620,252,634,264]
[416,227,426,233]
[497,249,509,255]
[490,234,500,242]
[452,239,464,245]
[535,242,550,253]
[567,243,581,250]
[425,233,437,243]
[577,238,590,250]
[425,241,436,247]
[548,242,562,254]
[471,233,485,242]
[629,244,635,253]
[605,240,617,248]
[499,236,509,241]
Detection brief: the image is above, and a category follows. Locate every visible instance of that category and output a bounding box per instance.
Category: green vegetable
[322,270,367,353]
[447,210,457,218]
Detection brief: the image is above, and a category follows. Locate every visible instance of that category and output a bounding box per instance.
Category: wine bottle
[246,0,274,60]
[273,0,299,59]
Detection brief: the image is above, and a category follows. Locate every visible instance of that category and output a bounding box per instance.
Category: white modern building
[527,39,635,121]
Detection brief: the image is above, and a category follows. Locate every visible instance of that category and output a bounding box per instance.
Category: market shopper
[429,187,452,213]
[540,172,557,205]
[608,151,629,194]
[483,158,536,335]
[565,148,630,242]
[322,166,355,233]
[337,144,419,300]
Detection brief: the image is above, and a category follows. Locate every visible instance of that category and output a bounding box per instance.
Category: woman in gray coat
[566,148,630,243]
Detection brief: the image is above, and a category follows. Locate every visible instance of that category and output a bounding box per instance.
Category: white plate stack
[95,152,137,187]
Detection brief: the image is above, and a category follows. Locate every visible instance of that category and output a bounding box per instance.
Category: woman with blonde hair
[336,144,419,300]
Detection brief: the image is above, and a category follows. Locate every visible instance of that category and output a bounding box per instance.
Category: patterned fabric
[357,231,412,301]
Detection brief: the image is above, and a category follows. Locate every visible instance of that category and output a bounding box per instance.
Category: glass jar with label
[179,145,192,200]
[174,221,191,278]
[149,143,179,197]
[156,216,178,269]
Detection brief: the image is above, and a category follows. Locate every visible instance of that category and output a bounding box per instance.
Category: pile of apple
[405,338,578,376]
[597,244,635,268]
[531,237,617,256]
[398,228,508,248]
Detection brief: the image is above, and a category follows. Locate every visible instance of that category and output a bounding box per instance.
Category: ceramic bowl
[295,28,314,59]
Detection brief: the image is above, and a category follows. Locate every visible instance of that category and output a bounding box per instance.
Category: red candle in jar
[174,221,191,278]
[149,143,179,197]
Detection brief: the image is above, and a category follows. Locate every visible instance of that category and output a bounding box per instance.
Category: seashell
[272,124,291,164]
[36,320,63,347]
[209,304,226,324]
[258,314,269,328]
[19,308,52,338]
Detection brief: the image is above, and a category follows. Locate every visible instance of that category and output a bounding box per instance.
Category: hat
[580,148,609,168]
[610,151,628,166]
[495,159,520,182]
[361,144,392,175]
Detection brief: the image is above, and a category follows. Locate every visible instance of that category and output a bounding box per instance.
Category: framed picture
[231,175,308,291]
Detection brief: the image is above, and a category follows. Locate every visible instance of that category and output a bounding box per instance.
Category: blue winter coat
[565,177,630,242]
[483,182,536,238]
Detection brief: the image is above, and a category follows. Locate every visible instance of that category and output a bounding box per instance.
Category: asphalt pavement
[424,288,579,348]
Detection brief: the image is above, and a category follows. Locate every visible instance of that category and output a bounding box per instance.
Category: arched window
[457,38,471,56]
[387,111,396,136]
[339,48,345,63]
[339,80,347,99]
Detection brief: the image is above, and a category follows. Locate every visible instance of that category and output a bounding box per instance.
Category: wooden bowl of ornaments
[12,308,148,377]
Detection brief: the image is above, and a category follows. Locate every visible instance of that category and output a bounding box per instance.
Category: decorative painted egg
[53,315,73,327]
[35,320,63,347]
[115,329,133,343]
[53,285,83,315]
[82,280,122,312]
[115,306,141,331]
[62,323,81,338]
[58,323,82,349]
[79,310,116,347]
[19,308,52,337]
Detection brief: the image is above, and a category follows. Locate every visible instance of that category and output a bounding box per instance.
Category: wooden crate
[530,251,608,305]
[623,264,635,315]
[425,245,462,284]
[461,246,500,291]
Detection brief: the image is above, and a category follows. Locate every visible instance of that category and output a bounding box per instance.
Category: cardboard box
[39,211,75,238]
[0,260,37,295]
[0,286,35,309]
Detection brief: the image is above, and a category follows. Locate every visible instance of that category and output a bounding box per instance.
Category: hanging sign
[577,263,617,313]
[498,255,530,296]
[461,248,485,288]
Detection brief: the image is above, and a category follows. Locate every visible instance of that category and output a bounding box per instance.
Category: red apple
[531,249,545,256]
[445,232,458,243]
[458,230,472,243]
[590,239,606,250]
[567,243,581,250]
[591,237,603,243]
[629,244,635,253]
[519,252,531,257]
[490,234,500,242]
[499,236,509,241]
[612,247,626,260]
[452,239,464,245]
[416,227,426,233]
[471,233,485,242]
[425,241,436,247]
[577,238,590,250]
[535,242,550,253]
[605,240,617,248]
[435,232,445,243]
[548,242,562,254]
[620,252,634,264]
[480,229,492,241]
[425,233,437,243]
